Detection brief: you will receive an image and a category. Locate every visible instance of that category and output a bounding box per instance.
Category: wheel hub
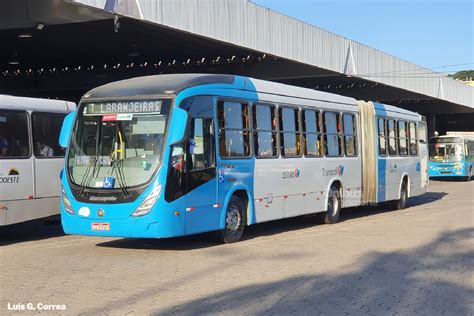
[226,205,241,233]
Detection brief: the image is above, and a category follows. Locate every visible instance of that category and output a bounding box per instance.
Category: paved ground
[0,180,473,315]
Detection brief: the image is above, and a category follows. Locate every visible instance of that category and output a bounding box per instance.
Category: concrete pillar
[426,113,436,139]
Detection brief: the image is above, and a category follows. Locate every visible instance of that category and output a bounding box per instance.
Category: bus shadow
[0,215,65,246]
[95,215,321,250]
[430,178,471,182]
[95,233,221,251]
[96,192,448,250]
[338,191,448,223]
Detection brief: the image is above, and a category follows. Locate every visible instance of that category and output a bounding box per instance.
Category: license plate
[91,223,110,231]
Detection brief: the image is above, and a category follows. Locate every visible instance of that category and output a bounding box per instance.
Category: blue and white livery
[428,133,474,180]
[59,74,428,242]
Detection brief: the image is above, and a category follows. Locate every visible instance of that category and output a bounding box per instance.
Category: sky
[251,0,473,74]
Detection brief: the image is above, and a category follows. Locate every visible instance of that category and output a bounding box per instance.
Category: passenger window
[387,119,397,156]
[378,118,387,156]
[343,114,357,156]
[279,107,301,157]
[418,121,427,144]
[323,112,342,156]
[32,112,66,158]
[217,101,251,158]
[409,122,418,156]
[398,121,408,156]
[253,104,278,158]
[0,110,30,158]
[303,110,322,157]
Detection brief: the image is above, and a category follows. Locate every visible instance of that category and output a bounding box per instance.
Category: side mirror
[168,108,190,146]
[59,111,76,149]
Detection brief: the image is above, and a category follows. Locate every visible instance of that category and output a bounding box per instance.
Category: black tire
[465,167,472,182]
[390,179,408,210]
[323,186,342,224]
[219,196,245,244]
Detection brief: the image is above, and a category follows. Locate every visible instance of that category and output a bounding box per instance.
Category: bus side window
[217,101,251,158]
[32,112,66,158]
[0,110,30,158]
[303,109,322,157]
[343,113,357,156]
[279,107,301,157]
[323,111,342,157]
[398,121,408,156]
[417,121,427,144]
[253,104,278,158]
[409,122,418,156]
[468,140,474,156]
[378,118,387,156]
[388,119,397,156]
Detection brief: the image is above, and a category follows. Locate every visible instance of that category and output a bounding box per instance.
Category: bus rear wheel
[219,196,245,244]
[323,186,341,224]
[390,180,408,210]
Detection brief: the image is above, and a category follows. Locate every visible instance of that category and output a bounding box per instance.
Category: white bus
[59,74,428,243]
[0,95,75,226]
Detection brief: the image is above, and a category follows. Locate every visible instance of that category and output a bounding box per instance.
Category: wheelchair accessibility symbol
[103,177,115,189]
[218,170,225,183]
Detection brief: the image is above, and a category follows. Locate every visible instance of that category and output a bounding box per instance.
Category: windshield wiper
[78,155,98,197]
[110,159,130,199]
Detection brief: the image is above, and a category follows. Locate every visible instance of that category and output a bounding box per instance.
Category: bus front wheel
[219,196,245,243]
[323,186,341,224]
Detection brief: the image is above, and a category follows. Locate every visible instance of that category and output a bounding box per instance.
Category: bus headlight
[454,163,463,170]
[132,184,162,217]
[61,186,75,215]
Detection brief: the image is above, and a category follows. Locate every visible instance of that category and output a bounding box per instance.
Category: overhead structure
[0,0,472,133]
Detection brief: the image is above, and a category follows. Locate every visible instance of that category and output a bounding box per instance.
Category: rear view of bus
[428,135,474,180]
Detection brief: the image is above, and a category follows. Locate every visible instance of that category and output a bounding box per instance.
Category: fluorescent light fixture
[36,23,44,30]
[18,33,32,38]
[8,60,19,65]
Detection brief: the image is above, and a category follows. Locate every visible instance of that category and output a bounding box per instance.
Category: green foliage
[453,70,474,80]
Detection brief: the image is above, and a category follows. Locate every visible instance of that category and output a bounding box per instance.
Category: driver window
[165,142,186,202]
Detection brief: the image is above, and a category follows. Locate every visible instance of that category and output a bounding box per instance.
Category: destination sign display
[83,100,162,115]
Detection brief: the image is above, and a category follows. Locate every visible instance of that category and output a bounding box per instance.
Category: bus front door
[184,117,220,234]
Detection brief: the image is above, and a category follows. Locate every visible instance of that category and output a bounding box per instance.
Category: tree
[452,70,474,80]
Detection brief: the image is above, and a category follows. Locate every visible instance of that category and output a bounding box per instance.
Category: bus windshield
[67,99,171,189]
[429,137,464,162]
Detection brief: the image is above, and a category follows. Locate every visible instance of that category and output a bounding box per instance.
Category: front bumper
[61,205,186,239]
[429,165,466,178]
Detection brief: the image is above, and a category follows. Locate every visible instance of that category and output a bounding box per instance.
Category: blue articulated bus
[429,135,474,180]
[59,74,428,243]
